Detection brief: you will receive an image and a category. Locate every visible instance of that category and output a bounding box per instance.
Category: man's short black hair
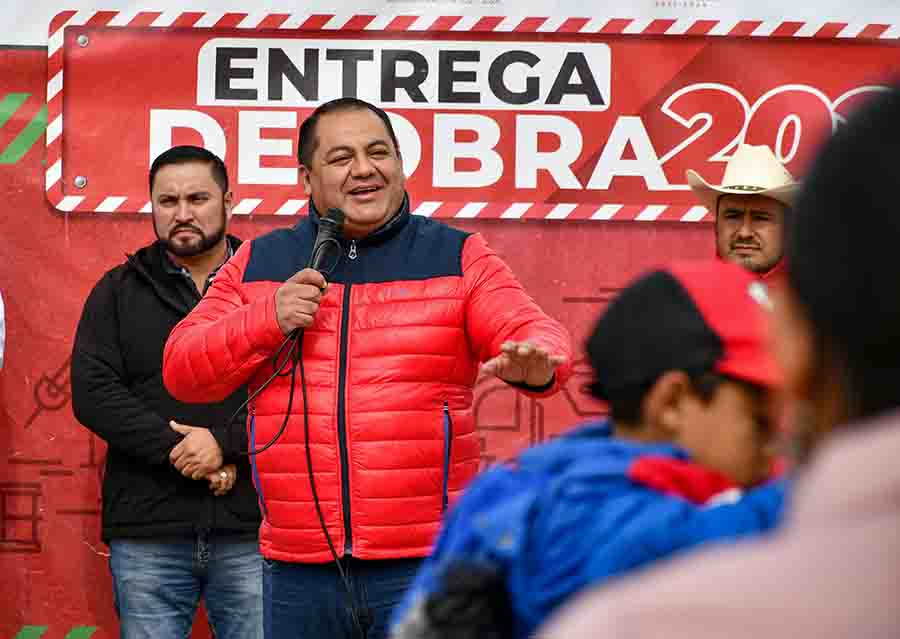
[149,145,228,194]
[297,98,400,167]
[788,84,900,420]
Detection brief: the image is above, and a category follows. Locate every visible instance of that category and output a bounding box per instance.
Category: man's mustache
[170,224,203,237]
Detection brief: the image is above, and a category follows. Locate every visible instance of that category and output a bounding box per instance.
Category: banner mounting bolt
[77,34,89,47]
[74,176,87,188]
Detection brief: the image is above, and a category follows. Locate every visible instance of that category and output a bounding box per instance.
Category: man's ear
[642,370,693,436]
[396,147,406,177]
[224,190,234,221]
[299,165,313,197]
[713,196,725,258]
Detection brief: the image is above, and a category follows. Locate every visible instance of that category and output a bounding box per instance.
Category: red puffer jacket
[163,202,572,563]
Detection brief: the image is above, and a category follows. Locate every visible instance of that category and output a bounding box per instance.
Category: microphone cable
[229,233,342,455]
[226,233,372,638]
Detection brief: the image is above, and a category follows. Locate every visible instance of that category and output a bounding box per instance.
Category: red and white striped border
[132,199,710,222]
[45,10,900,221]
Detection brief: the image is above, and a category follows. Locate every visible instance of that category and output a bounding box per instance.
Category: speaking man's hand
[275,268,327,335]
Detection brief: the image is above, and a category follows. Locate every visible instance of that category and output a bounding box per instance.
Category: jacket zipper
[442,402,453,513]
[248,405,268,518]
[208,469,217,531]
[336,250,354,554]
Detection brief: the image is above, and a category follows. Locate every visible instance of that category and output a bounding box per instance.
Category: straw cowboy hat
[687,144,798,214]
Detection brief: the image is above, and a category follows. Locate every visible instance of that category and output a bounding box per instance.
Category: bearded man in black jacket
[71,145,262,639]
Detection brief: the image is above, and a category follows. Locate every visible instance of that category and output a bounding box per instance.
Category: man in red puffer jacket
[163,97,572,639]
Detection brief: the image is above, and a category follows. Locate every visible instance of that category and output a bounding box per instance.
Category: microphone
[308,208,345,273]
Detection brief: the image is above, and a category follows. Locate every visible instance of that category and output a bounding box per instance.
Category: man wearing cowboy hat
[688,144,798,278]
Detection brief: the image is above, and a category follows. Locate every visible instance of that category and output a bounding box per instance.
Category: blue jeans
[264,557,421,639]
[109,533,263,639]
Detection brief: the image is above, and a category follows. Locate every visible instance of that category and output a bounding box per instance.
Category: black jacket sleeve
[210,404,248,465]
[70,272,183,466]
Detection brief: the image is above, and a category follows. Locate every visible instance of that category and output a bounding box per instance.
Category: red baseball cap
[667,260,781,388]
[587,259,781,400]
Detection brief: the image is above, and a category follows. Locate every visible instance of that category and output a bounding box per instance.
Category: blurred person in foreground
[542,86,900,639]
[389,259,787,639]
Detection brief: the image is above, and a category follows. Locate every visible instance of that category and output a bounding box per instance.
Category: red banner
[49,16,900,219]
[7,11,899,637]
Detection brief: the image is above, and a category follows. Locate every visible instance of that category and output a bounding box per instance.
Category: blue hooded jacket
[391,420,787,638]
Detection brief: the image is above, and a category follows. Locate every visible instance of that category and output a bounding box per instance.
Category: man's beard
[733,251,763,272]
[730,247,778,274]
[155,206,226,258]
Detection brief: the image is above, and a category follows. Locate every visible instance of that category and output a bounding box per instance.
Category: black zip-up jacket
[71,237,261,542]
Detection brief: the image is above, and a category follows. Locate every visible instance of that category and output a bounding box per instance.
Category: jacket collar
[759,257,786,283]
[159,236,236,278]
[306,194,411,248]
[126,235,242,314]
[715,252,785,282]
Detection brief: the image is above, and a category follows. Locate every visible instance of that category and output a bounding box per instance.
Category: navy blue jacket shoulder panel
[347,214,470,284]
[243,222,313,284]
[242,212,471,285]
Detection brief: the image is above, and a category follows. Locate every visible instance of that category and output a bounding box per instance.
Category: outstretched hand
[481,341,566,388]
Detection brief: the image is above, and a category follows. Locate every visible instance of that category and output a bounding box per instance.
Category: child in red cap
[390,259,786,639]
